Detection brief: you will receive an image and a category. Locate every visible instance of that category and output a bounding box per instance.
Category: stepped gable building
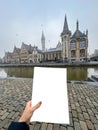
[12,46,21,63]
[61,15,88,62]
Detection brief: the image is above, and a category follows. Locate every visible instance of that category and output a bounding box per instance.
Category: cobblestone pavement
[0,78,98,130]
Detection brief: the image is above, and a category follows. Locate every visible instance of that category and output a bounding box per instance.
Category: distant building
[41,31,45,52]
[12,46,21,63]
[94,49,98,56]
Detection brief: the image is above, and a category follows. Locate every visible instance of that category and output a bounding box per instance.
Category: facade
[20,42,32,63]
[43,42,62,61]
[12,46,20,63]
[3,52,12,63]
[28,46,43,63]
[61,15,88,62]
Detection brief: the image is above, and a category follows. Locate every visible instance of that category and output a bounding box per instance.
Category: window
[80,41,86,48]
[70,43,76,49]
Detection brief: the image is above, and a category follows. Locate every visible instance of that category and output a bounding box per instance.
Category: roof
[72,30,86,39]
[22,43,33,54]
[61,15,71,36]
[32,46,43,54]
[13,46,21,54]
[72,20,86,39]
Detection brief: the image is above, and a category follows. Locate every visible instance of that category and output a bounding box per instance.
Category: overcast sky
[0,0,98,58]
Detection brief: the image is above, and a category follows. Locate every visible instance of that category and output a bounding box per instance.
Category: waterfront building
[20,42,32,63]
[12,46,20,63]
[29,46,43,63]
[42,15,88,62]
[61,15,88,62]
[3,52,12,63]
[43,41,62,61]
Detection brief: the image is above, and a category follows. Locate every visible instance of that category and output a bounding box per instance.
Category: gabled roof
[22,42,33,54]
[72,20,86,39]
[13,46,21,54]
[32,46,43,53]
[56,41,62,49]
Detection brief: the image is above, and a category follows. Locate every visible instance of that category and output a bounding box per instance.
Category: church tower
[41,31,45,51]
[61,15,71,61]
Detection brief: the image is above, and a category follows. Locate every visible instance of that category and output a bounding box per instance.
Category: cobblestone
[0,78,98,130]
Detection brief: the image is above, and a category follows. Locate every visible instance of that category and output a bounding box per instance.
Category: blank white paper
[31,67,69,124]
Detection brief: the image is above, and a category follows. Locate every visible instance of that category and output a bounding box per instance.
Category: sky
[0,0,98,58]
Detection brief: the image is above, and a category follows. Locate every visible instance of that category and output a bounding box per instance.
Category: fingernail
[39,101,42,104]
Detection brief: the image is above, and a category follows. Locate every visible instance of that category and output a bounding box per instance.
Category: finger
[32,101,42,112]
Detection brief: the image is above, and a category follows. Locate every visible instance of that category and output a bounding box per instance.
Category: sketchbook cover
[31,67,69,124]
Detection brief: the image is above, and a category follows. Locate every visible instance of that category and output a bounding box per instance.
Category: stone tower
[71,20,88,61]
[61,15,71,61]
[41,31,45,51]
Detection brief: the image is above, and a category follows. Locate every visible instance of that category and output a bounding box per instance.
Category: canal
[0,67,98,81]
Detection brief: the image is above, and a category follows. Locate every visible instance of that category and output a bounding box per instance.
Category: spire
[41,31,45,40]
[86,29,88,36]
[61,14,71,36]
[41,31,45,51]
[63,15,69,32]
[76,20,79,30]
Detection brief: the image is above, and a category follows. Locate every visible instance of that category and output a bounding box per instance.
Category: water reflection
[4,67,34,78]
[67,67,87,81]
[0,69,7,78]
[88,67,98,77]
[0,67,98,81]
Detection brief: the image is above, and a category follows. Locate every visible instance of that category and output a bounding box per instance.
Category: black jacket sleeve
[8,122,29,130]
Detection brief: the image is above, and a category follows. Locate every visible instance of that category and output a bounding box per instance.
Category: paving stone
[71,104,76,110]
[83,112,90,120]
[60,125,66,130]
[80,121,88,130]
[30,124,35,130]
[95,114,98,119]
[90,115,98,124]
[67,126,74,130]
[76,107,82,113]
[87,109,94,116]
[47,124,53,130]
[0,109,7,116]
[53,124,60,130]
[94,124,98,130]
[81,106,87,112]
[34,123,41,130]
[74,121,81,130]
[78,113,84,121]
[86,120,94,130]
[40,123,47,130]
[0,112,9,120]
[72,110,78,118]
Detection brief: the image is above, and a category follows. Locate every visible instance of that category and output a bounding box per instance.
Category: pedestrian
[8,101,42,130]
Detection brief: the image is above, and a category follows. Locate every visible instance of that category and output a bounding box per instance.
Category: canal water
[0,67,98,81]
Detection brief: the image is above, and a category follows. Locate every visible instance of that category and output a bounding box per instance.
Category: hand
[18,101,42,124]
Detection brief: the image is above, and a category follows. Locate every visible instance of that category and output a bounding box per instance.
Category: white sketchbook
[31,67,69,124]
